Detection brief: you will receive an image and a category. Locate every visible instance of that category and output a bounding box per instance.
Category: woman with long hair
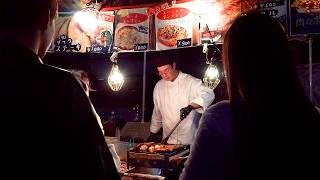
[180,12,320,180]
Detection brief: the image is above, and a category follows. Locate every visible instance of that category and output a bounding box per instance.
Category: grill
[127,144,190,176]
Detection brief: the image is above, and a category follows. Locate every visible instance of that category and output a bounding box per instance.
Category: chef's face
[157,63,176,81]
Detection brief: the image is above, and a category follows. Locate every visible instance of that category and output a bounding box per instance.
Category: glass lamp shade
[107,64,124,91]
[203,63,220,89]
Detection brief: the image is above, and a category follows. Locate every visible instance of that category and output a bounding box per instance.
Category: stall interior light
[74,7,99,34]
[203,44,221,89]
[192,0,223,25]
[192,0,224,43]
[108,64,125,91]
[107,52,125,91]
[203,63,220,89]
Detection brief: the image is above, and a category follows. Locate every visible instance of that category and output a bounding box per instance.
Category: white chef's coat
[150,71,215,145]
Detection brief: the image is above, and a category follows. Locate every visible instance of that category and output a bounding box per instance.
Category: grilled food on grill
[139,144,149,151]
[148,145,155,153]
[136,142,183,153]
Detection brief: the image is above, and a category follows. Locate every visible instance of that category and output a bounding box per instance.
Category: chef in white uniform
[149,53,215,145]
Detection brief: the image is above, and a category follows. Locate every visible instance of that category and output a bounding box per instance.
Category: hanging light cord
[110,51,119,64]
[206,44,221,64]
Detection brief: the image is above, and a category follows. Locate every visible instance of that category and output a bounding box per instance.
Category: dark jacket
[0,40,120,179]
[179,100,233,180]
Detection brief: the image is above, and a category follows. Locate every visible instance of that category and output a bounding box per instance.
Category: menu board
[289,0,320,36]
[52,0,308,53]
[241,0,287,27]
[198,0,241,44]
[53,9,114,53]
[155,2,195,50]
[114,8,150,51]
[257,0,287,24]
[93,9,115,53]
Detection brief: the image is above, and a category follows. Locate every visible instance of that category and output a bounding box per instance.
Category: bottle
[108,111,117,137]
[109,111,116,122]
[115,126,120,141]
[127,138,134,151]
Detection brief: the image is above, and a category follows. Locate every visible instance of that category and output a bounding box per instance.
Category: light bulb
[74,7,99,34]
[108,64,124,91]
[203,63,220,89]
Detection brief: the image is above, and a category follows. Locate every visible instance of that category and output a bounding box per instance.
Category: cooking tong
[161,118,184,144]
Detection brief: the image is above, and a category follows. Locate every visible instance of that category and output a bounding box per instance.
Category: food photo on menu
[155,2,194,50]
[291,0,320,13]
[114,8,150,51]
[53,0,114,53]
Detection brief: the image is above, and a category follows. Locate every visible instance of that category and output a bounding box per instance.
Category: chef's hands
[180,105,193,120]
[147,132,161,143]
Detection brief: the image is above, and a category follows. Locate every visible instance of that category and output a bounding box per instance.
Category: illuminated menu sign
[289,0,320,36]
[257,0,287,25]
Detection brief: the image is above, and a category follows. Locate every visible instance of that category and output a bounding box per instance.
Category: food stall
[43,0,320,179]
